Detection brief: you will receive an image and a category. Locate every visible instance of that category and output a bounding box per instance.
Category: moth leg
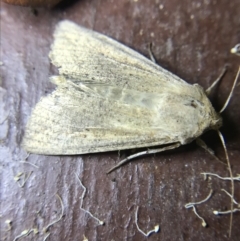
[196,138,226,165]
[107,142,181,173]
[147,43,156,63]
[205,65,228,95]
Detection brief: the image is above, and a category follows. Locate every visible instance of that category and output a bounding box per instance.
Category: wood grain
[1,1,240,240]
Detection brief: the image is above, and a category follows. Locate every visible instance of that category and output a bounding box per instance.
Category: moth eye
[184,99,203,109]
[190,100,197,108]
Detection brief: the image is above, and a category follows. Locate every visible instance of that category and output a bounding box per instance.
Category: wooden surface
[1,0,240,240]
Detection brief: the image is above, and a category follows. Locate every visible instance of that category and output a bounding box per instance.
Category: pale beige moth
[23,20,227,160]
[22,20,239,237]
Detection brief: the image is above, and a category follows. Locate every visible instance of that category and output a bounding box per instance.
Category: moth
[22,20,238,173]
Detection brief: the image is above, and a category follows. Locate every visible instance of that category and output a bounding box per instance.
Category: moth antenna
[219,66,240,113]
[205,66,228,96]
[217,130,234,237]
[221,189,239,205]
[196,138,226,166]
[107,156,135,173]
[107,143,181,173]
[212,67,240,236]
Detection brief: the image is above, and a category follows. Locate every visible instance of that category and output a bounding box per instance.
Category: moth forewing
[23,20,222,156]
[22,20,239,238]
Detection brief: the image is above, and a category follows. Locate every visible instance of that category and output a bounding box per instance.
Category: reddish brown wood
[1,1,240,240]
[2,0,61,7]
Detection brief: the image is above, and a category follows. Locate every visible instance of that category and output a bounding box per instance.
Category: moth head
[192,84,222,133]
[201,99,222,132]
[209,112,222,130]
[207,66,240,131]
